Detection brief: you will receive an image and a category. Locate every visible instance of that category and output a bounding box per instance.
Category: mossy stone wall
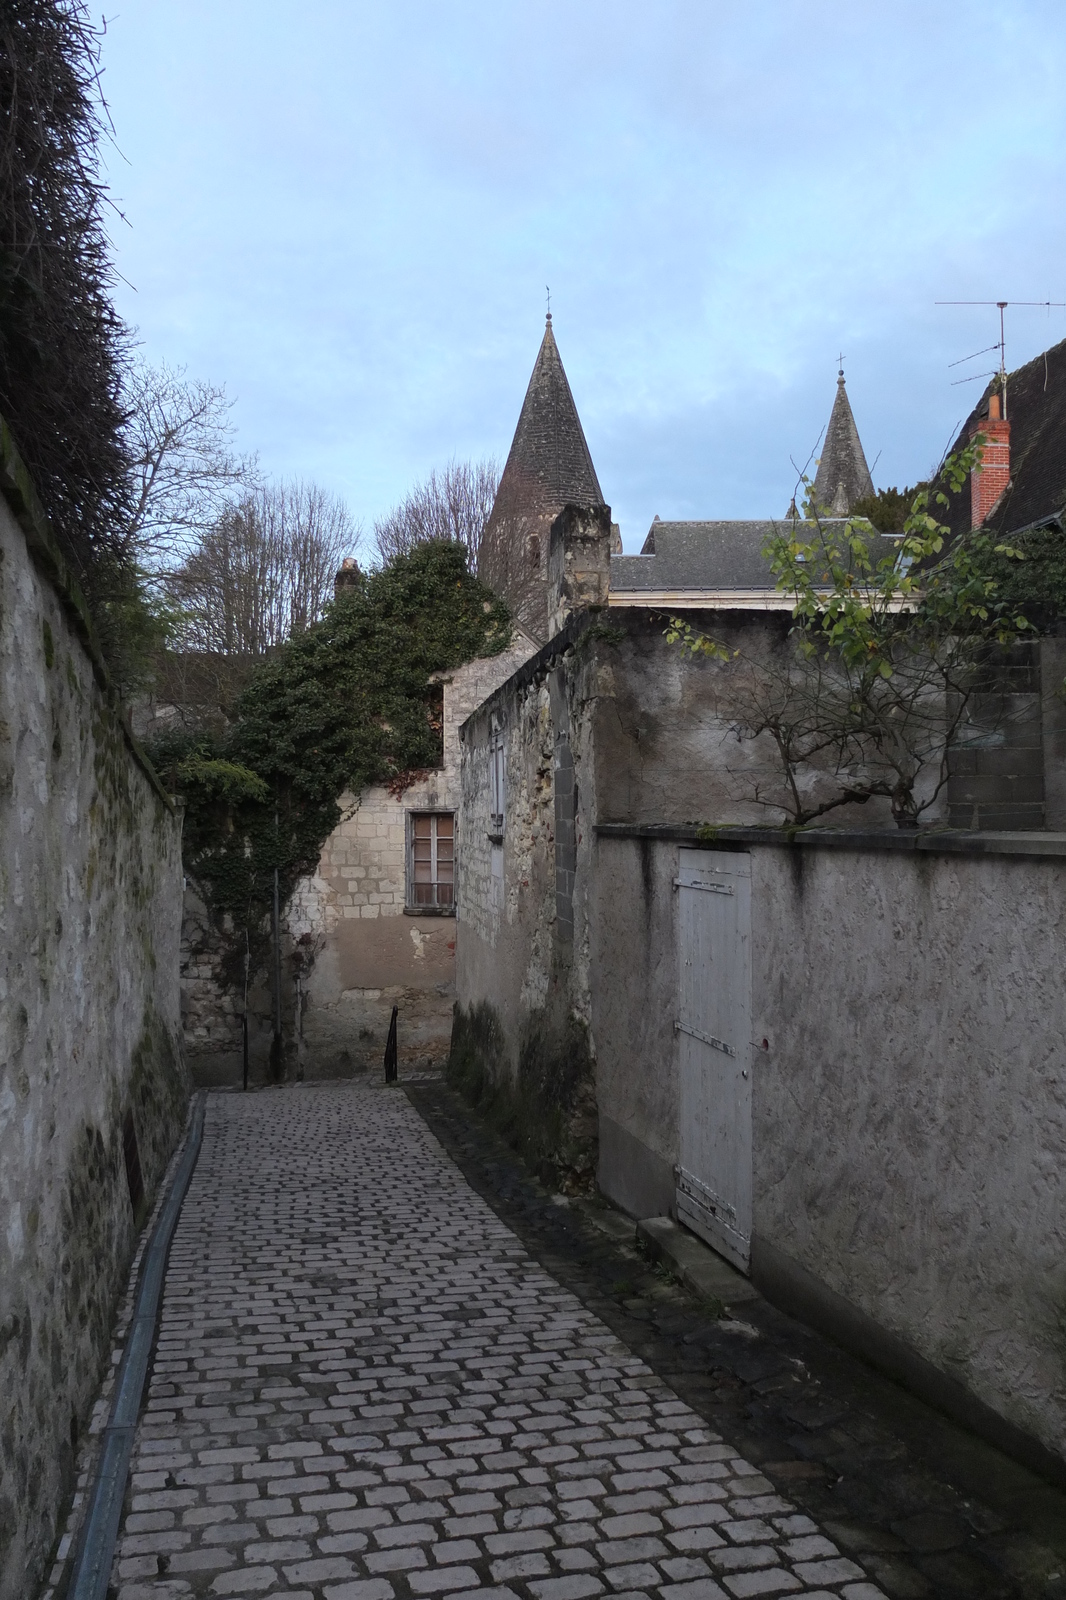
[0,492,187,1600]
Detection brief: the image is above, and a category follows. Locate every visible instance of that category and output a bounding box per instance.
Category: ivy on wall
[148,541,510,983]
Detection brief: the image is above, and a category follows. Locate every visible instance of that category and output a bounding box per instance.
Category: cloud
[100,0,1066,547]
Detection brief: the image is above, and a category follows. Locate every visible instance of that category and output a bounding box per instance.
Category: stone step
[637,1213,762,1306]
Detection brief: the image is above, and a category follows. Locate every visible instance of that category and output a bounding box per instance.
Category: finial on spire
[837,351,846,381]
[546,284,552,323]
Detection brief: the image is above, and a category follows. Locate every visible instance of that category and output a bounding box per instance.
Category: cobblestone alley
[78,1082,1064,1600]
[101,1083,884,1600]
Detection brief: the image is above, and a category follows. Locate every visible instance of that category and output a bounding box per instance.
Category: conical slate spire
[493,314,603,512]
[482,315,605,638]
[811,370,874,515]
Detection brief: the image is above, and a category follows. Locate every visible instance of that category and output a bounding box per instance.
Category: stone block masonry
[0,453,187,1599]
[104,1083,882,1599]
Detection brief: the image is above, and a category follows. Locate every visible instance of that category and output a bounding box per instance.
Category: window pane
[408,813,456,909]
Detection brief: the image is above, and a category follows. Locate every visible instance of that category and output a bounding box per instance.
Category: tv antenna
[935,299,1066,418]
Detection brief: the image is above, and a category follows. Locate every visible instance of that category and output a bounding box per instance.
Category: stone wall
[455,616,602,1184]
[945,636,1066,830]
[0,442,186,1599]
[454,603,911,1092]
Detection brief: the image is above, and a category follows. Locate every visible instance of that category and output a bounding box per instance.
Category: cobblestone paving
[111,1083,885,1600]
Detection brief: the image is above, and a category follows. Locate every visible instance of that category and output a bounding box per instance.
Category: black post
[383,1005,398,1084]
[270,802,283,1080]
[242,928,250,1091]
[295,973,304,1083]
[272,864,282,1066]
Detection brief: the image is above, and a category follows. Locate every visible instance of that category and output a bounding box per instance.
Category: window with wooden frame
[407,812,455,911]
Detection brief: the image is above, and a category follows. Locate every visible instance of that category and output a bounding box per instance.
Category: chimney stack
[334,556,361,601]
[547,504,612,637]
[970,387,1011,529]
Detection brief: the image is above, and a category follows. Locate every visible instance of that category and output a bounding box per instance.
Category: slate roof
[610,517,897,599]
[487,314,603,523]
[937,334,1066,537]
[811,372,875,514]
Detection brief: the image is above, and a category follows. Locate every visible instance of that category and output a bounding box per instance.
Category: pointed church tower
[481,314,606,639]
[811,369,874,515]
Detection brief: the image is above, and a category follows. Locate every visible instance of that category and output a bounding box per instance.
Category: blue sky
[99,1,1066,553]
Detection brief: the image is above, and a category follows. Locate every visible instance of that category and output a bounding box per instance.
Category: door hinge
[675,1019,736,1057]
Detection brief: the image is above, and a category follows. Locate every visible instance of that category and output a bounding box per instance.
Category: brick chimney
[970,388,1011,528]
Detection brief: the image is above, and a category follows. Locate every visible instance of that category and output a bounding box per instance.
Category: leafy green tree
[849,483,924,534]
[668,440,1030,827]
[149,540,510,979]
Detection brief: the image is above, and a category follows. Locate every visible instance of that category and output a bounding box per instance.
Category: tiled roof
[938,334,1066,537]
[811,373,874,514]
[488,315,603,518]
[610,517,898,602]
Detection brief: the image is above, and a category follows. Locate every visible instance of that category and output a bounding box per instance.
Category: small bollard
[383,1005,398,1083]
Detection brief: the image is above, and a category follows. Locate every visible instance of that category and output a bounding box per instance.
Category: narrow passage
[110,1082,883,1600]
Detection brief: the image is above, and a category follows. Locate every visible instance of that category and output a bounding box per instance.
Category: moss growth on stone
[447,1000,597,1191]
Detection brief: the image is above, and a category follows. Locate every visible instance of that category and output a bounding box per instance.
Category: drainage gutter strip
[67,1094,205,1600]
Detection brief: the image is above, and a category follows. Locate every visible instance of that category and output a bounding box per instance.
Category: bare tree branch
[170,481,361,655]
[373,458,498,567]
[123,361,254,569]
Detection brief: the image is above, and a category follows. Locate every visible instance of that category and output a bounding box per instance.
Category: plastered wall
[590,831,1066,1469]
[750,841,1066,1464]
[0,492,186,1598]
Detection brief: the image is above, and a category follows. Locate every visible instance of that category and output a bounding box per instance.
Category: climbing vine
[148,541,510,982]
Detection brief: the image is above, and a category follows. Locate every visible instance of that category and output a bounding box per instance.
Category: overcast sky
[99,1,1066,554]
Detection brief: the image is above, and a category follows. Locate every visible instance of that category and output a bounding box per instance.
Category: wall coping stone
[0,413,173,811]
[458,606,602,737]
[595,820,1066,859]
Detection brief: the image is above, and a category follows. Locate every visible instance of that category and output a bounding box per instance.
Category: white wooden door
[675,849,753,1272]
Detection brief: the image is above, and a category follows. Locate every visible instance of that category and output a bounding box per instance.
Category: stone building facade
[284,634,536,1074]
